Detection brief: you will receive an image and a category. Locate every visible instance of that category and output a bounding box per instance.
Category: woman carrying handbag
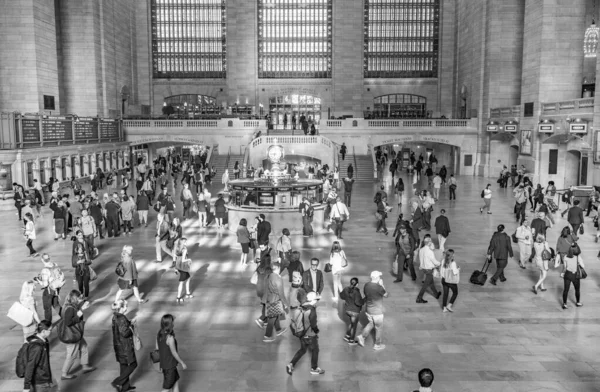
[532,234,551,295]
[561,244,585,309]
[262,262,289,343]
[111,299,138,392]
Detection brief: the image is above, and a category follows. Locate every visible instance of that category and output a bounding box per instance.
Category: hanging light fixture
[584,0,599,58]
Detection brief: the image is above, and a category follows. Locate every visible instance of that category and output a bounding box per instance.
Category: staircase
[338,153,374,182]
[211,154,244,179]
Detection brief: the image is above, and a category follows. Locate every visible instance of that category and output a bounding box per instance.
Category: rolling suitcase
[470,259,491,286]
[546,199,558,213]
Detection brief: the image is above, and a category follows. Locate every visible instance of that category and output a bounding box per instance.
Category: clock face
[267,145,284,163]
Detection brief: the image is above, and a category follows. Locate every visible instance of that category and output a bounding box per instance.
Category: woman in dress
[174,238,193,303]
[19,280,41,342]
[480,183,492,214]
[561,244,584,309]
[23,212,38,257]
[156,314,187,392]
[115,245,147,304]
[329,241,348,301]
[237,218,251,266]
[532,234,551,294]
[213,193,227,229]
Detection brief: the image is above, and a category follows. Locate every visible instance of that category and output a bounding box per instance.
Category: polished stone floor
[1,171,600,392]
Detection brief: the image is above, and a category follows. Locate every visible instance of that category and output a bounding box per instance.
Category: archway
[268,94,321,130]
[489,132,519,177]
[375,141,461,176]
[541,134,591,188]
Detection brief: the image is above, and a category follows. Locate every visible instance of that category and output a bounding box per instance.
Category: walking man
[23,320,54,392]
[105,193,121,238]
[567,199,584,235]
[448,174,457,200]
[434,209,451,253]
[393,225,416,282]
[356,271,388,350]
[329,196,349,240]
[432,173,442,200]
[299,197,314,237]
[342,176,355,207]
[155,213,173,263]
[340,143,347,160]
[487,224,514,285]
[257,213,271,246]
[286,291,324,375]
[513,184,528,225]
[416,236,441,303]
[561,185,575,217]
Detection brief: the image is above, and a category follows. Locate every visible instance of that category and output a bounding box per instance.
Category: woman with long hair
[532,234,551,294]
[561,244,584,309]
[115,245,147,304]
[440,250,460,312]
[23,212,38,257]
[156,314,187,392]
[237,218,251,266]
[329,241,348,301]
[174,238,193,303]
[480,184,492,214]
[19,281,41,342]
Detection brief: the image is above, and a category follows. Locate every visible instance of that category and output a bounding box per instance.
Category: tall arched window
[364,0,440,78]
[151,0,227,78]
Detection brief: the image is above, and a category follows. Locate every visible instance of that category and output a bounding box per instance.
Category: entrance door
[26,162,34,187]
[564,151,581,187]
[580,155,588,186]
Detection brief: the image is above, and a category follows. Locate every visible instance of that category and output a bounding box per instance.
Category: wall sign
[538,123,554,133]
[569,123,588,134]
[504,125,517,132]
[486,125,498,132]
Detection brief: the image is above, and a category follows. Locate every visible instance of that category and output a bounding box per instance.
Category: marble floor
[1,171,600,392]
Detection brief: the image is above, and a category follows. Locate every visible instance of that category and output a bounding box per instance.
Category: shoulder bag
[324,263,332,273]
[575,257,587,279]
[336,204,348,222]
[57,306,84,344]
[250,270,258,285]
[89,266,98,281]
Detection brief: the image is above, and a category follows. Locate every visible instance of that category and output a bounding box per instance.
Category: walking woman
[111,299,137,392]
[174,238,193,303]
[395,178,404,209]
[222,169,230,191]
[237,218,251,266]
[115,245,147,304]
[561,244,584,309]
[532,234,551,294]
[556,226,577,264]
[515,219,533,269]
[214,193,227,229]
[61,290,96,379]
[440,250,460,312]
[254,253,273,329]
[339,277,363,345]
[51,199,67,240]
[72,231,92,298]
[156,314,187,392]
[480,183,492,214]
[329,241,348,301]
[23,212,39,257]
[262,261,289,342]
[19,281,41,342]
[376,196,391,235]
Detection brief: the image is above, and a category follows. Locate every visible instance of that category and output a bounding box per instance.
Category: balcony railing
[123,118,265,129]
[320,118,474,130]
[0,113,124,149]
[541,98,595,115]
[489,105,521,118]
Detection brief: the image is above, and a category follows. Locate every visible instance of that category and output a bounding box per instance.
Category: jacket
[237,226,250,244]
[257,220,271,244]
[136,194,150,211]
[112,312,136,365]
[487,232,514,260]
[63,304,84,338]
[567,206,584,225]
[120,200,135,220]
[300,304,319,338]
[71,240,91,268]
[23,335,52,389]
[302,269,324,295]
[412,207,424,229]
[105,200,121,218]
[530,218,548,238]
[339,286,364,313]
[156,220,170,241]
[434,215,451,237]
[89,203,103,223]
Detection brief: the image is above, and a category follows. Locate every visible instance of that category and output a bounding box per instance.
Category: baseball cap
[370,270,383,279]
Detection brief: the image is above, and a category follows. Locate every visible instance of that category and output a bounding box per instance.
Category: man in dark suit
[567,200,585,236]
[410,201,424,244]
[302,258,324,297]
[487,224,514,285]
[257,213,271,246]
[434,209,451,253]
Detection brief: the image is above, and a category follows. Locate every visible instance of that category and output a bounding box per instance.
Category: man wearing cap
[356,271,388,350]
[286,291,325,375]
[257,214,271,245]
[487,224,514,285]
[36,254,63,323]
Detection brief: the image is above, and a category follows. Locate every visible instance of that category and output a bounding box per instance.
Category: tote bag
[7,302,34,327]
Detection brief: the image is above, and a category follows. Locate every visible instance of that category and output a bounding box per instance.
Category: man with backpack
[20,320,53,392]
[286,291,324,375]
[35,254,64,323]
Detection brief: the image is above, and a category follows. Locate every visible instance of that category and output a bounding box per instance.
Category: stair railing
[353,146,358,179]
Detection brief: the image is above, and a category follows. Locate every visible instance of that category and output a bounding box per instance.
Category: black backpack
[306,205,314,219]
[481,190,485,198]
[562,192,570,203]
[16,339,42,378]
[115,261,127,277]
[374,192,382,204]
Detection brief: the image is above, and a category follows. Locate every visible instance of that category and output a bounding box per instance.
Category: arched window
[268,95,322,129]
[164,94,219,118]
[373,94,427,118]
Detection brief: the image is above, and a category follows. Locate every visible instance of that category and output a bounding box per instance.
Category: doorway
[564,150,581,187]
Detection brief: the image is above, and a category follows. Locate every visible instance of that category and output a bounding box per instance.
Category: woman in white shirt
[221,169,230,191]
[19,280,41,342]
[532,234,551,294]
[561,245,584,309]
[329,241,348,301]
[24,212,38,257]
[480,183,492,214]
[515,219,532,269]
[440,249,459,312]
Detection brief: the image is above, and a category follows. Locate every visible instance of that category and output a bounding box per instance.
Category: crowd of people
[9,145,597,392]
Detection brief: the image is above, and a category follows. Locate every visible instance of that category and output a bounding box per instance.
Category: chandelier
[584,19,600,58]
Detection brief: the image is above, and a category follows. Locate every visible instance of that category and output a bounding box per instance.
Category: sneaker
[255,319,265,329]
[562,303,568,309]
[276,327,288,336]
[447,304,454,312]
[347,340,358,346]
[356,335,365,347]
[263,336,276,343]
[576,303,583,307]
[310,367,325,375]
[480,207,483,214]
[487,211,492,214]
[373,344,386,351]
[443,307,449,313]
[343,336,352,343]
[286,363,293,375]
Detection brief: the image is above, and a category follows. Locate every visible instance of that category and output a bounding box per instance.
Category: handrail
[224,146,232,174]
[353,146,358,180]
[242,145,250,178]
[206,145,216,167]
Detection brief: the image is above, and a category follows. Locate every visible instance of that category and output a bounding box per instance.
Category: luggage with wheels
[470,259,491,286]
[546,199,558,213]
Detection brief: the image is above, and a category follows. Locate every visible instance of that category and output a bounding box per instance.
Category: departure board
[100,120,119,138]
[42,118,72,141]
[75,118,99,139]
[21,119,41,142]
